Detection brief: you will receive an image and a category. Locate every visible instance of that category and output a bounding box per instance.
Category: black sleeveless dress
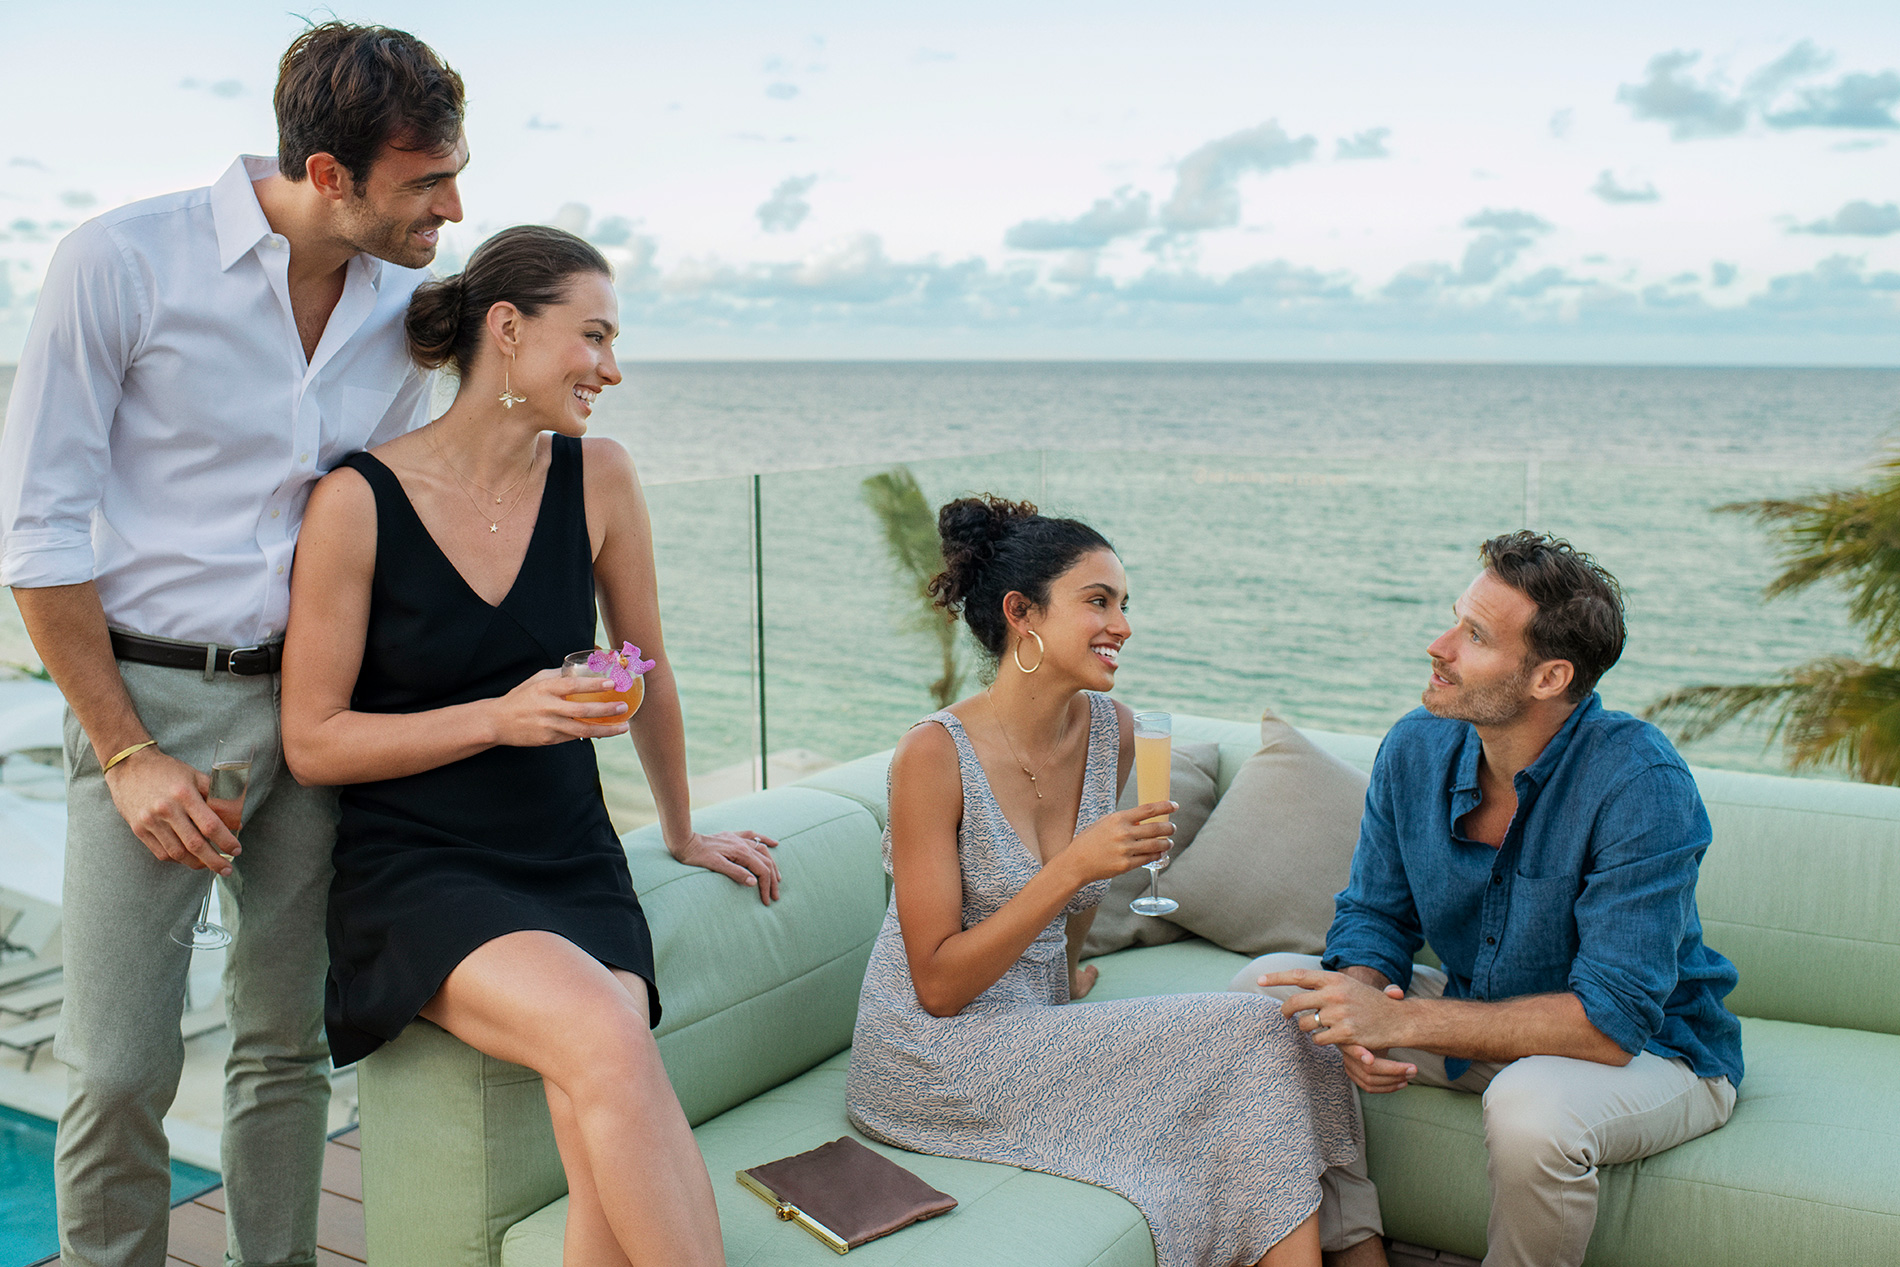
[323,434,658,1067]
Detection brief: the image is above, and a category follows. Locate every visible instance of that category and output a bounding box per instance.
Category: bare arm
[891,723,1173,1018]
[12,582,238,872]
[280,466,626,785]
[1258,966,1631,1067]
[584,438,781,901]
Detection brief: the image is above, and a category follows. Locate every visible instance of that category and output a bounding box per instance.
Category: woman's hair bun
[403,273,467,371]
[929,495,1039,613]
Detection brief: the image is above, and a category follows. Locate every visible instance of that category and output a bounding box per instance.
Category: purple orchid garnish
[586,642,655,693]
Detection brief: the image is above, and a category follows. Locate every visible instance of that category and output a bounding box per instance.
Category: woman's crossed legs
[420,930,723,1267]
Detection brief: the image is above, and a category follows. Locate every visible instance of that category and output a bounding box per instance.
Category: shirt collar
[211,154,387,291]
[1448,690,1601,795]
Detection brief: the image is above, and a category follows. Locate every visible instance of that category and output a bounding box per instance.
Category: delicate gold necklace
[428,423,537,533]
[988,688,1070,799]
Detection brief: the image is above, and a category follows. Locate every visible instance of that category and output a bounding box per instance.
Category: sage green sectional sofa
[356,716,1900,1266]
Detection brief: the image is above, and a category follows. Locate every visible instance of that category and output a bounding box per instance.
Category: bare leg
[421,931,723,1267]
[546,1016,634,1267]
[1256,1212,1322,1267]
[1324,1234,1390,1267]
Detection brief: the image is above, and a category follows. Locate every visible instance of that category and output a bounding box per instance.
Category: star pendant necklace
[429,422,537,533]
[988,686,1072,799]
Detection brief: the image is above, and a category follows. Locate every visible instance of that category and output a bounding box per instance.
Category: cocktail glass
[172,737,249,950]
[563,648,646,727]
[1129,711,1179,917]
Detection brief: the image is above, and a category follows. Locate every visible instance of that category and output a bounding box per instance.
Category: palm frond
[1646,657,1900,784]
[862,466,964,709]
[1716,450,1900,651]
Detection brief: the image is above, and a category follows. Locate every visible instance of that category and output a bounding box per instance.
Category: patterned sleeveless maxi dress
[846,692,1360,1267]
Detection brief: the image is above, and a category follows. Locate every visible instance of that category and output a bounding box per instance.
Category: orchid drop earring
[499,351,527,409]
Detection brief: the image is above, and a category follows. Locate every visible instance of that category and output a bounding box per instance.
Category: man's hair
[275,22,465,187]
[1479,530,1626,703]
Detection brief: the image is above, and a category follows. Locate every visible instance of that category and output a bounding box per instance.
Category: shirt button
[270,508,280,519]
[276,565,285,575]
[1493,875,1503,885]
[298,453,310,464]
[1486,936,1497,945]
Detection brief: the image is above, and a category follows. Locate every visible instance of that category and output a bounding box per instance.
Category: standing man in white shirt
[0,23,467,1267]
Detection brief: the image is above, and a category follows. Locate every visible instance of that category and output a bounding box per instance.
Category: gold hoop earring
[1013,629,1045,674]
[499,351,527,409]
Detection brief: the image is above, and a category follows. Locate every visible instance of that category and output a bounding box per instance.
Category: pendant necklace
[429,423,537,533]
[989,688,1069,799]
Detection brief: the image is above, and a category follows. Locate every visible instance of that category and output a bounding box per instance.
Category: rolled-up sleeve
[1568,763,1710,1056]
[0,222,143,589]
[1322,739,1425,990]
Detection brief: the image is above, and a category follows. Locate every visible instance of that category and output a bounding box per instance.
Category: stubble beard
[337,198,441,269]
[1422,660,1534,726]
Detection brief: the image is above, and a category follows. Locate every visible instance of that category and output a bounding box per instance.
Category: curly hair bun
[403,274,466,370]
[931,495,1039,611]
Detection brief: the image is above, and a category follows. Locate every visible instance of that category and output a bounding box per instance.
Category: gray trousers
[1235,952,1736,1267]
[56,661,336,1267]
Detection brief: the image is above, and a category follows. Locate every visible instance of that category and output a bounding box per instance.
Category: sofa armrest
[357,1019,563,1267]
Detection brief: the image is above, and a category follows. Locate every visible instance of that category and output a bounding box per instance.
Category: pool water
[0,1104,218,1267]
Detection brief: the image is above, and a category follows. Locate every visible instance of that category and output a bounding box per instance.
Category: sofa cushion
[1360,1016,1900,1263]
[1160,710,1370,957]
[1082,742,1222,958]
[1686,768,1900,1035]
[798,749,899,828]
[501,1051,1157,1267]
[627,788,890,1126]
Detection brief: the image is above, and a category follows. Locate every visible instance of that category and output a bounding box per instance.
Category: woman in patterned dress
[845,496,1386,1267]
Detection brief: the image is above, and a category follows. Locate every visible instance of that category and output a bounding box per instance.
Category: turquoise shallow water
[0,1104,217,1267]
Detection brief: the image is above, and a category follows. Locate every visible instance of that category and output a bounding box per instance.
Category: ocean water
[2,362,1896,814]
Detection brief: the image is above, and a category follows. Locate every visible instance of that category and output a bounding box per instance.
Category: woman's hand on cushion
[673,829,782,903]
[1059,803,1175,885]
[486,669,630,746]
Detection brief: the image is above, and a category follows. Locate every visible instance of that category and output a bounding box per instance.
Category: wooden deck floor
[163,1128,365,1267]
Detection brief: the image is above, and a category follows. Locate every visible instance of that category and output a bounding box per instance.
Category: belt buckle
[226,644,269,677]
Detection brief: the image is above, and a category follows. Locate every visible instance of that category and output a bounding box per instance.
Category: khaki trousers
[56,661,337,1267]
[1233,953,1735,1267]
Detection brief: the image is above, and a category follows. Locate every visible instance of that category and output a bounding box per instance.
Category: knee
[1230,951,1322,1000]
[543,1002,661,1094]
[68,1051,180,1118]
[1482,1064,1591,1180]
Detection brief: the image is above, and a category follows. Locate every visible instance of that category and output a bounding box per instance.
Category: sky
[2,0,1898,363]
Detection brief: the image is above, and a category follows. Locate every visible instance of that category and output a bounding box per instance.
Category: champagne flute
[172,738,250,950]
[1129,711,1179,917]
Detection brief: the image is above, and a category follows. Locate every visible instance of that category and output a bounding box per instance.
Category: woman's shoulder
[578,434,637,483]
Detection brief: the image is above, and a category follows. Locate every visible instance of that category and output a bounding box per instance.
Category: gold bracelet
[102,740,158,773]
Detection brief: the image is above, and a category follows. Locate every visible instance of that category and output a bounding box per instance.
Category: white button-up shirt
[0,155,431,646]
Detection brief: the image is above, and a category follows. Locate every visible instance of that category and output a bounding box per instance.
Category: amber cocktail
[562,644,655,728]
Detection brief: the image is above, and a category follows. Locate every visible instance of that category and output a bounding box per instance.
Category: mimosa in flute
[1129,711,1179,916]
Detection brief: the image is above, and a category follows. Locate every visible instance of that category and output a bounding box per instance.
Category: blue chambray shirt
[1322,694,1744,1086]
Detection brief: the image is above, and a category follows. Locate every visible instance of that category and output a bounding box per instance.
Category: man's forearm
[12,582,148,763]
[1398,990,1632,1066]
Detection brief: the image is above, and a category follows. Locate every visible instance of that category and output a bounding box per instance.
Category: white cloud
[1005,188,1151,250]
[757,175,818,233]
[1791,201,1900,236]
[1160,122,1316,232]
[1592,171,1660,204]
[1335,128,1391,160]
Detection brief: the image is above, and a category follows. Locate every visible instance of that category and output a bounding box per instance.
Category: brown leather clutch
[737,1137,958,1254]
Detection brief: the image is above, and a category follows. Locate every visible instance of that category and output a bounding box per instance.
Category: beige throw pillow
[1079,741,1221,959]
[1162,708,1369,957]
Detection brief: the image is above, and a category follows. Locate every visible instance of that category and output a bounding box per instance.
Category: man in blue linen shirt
[1238,531,1742,1267]
[0,24,466,1267]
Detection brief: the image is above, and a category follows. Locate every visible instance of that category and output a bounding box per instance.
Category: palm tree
[862,465,964,709]
[1646,452,1900,783]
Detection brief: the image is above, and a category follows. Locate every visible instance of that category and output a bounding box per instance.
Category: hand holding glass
[1129,712,1179,917]
[562,649,647,727]
[173,738,250,950]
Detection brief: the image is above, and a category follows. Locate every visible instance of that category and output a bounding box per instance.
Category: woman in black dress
[282,226,772,1267]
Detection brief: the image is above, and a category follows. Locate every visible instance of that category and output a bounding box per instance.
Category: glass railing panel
[590,472,760,829]
[755,451,1046,777]
[1538,460,1862,776]
[1040,451,1532,739]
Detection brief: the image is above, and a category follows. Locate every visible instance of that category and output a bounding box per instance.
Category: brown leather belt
[109,630,284,677]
